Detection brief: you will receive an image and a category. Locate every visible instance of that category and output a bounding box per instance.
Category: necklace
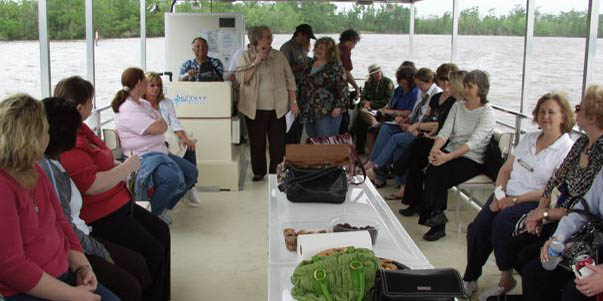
[27,189,39,214]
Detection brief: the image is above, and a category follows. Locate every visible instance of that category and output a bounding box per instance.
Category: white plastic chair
[102,128,123,160]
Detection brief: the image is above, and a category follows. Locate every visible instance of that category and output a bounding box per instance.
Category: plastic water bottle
[542,236,565,271]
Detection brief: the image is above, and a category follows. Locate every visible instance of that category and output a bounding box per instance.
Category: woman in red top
[0,94,117,301]
[54,76,171,301]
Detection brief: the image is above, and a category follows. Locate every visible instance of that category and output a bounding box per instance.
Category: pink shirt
[115,97,168,155]
[0,165,82,297]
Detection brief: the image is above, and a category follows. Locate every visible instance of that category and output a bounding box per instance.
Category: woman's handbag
[279,164,348,204]
[290,247,381,301]
[371,268,466,301]
[305,133,366,183]
[562,197,603,267]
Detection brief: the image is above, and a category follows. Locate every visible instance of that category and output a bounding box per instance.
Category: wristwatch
[512,197,518,204]
[542,209,549,222]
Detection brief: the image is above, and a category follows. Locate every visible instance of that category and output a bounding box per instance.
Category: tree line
[0,0,599,41]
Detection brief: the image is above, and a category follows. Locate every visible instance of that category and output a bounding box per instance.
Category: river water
[1,34,603,126]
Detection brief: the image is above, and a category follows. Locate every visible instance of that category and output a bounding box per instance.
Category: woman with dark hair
[0,94,118,301]
[297,37,348,138]
[236,25,297,182]
[379,65,420,121]
[41,97,152,301]
[365,64,458,189]
[459,92,575,299]
[402,69,496,242]
[112,67,198,223]
[55,76,171,301]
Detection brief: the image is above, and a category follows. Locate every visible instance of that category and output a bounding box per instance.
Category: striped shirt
[437,101,496,164]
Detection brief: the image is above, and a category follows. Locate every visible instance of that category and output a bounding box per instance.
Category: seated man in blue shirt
[179,37,224,82]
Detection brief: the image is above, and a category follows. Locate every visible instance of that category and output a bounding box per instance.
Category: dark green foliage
[0,1,597,41]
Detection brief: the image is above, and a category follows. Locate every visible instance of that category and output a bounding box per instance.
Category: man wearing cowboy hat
[354,63,394,154]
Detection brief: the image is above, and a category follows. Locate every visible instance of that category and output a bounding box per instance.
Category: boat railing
[87,94,581,145]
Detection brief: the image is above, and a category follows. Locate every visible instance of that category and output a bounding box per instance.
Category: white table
[267,175,432,301]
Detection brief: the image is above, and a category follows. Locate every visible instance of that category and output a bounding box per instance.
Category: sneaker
[463,281,478,298]
[186,189,201,208]
[158,210,172,225]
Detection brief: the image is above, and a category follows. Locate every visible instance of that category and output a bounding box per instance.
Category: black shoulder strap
[569,197,603,229]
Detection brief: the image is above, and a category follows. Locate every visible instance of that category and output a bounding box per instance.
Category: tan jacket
[236,47,296,120]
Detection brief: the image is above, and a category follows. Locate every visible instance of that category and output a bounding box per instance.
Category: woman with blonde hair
[236,25,297,182]
[508,84,603,300]
[297,37,348,138]
[460,91,575,300]
[111,67,198,223]
[144,71,200,207]
[0,94,117,301]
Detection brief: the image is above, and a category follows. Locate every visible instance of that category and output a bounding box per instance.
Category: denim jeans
[5,270,120,301]
[305,114,342,138]
[150,154,198,215]
[369,123,403,161]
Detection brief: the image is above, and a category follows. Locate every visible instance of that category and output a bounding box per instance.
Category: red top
[59,123,131,223]
[338,43,353,71]
[0,165,83,297]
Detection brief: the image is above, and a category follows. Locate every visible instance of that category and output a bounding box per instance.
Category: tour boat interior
[7,0,601,300]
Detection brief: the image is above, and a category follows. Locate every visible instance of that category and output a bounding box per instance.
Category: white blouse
[505,131,574,197]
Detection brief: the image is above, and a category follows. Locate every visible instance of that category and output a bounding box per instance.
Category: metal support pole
[38,0,51,98]
[409,2,415,59]
[85,0,96,107]
[451,0,460,63]
[141,0,147,71]
[517,0,535,143]
[582,0,600,99]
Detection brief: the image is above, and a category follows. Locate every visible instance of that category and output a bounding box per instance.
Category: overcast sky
[335,0,594,17]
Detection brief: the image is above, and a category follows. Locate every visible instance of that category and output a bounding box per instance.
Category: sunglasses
[438,76,449,82]
[575,104,581,112]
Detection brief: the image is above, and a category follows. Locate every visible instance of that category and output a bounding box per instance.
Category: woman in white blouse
[144,72,200,207]
[461,92,576,300]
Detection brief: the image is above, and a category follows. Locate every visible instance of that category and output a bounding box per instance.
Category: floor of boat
[167,151,521,300]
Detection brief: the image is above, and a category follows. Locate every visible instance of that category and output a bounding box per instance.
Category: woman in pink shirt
[0,94,118,301]
[112,67,198,224]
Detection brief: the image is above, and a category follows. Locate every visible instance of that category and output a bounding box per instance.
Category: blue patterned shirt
[179,57,224,82]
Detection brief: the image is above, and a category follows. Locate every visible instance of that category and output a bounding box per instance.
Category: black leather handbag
[278,165,348,204]
[371,268,466,301]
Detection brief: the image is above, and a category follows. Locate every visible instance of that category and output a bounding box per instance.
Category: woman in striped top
[402,69,496,241]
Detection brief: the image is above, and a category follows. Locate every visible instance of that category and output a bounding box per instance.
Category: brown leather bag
[284,144,366,185]
[285,144,352,168]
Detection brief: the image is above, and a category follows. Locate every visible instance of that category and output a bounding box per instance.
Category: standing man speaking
[280,24,316,144]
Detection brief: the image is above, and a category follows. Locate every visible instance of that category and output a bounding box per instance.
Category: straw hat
[368,64,382,75]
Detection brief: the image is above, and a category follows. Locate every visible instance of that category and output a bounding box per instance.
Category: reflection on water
[1,34,602,126]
